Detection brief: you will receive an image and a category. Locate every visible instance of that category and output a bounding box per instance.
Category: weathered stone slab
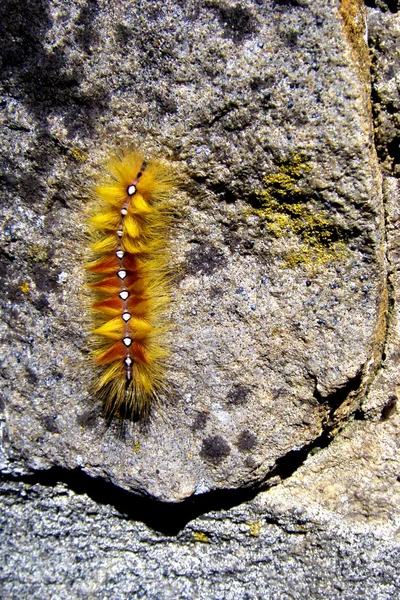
[0,0,387,501]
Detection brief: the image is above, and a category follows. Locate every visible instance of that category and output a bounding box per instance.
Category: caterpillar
[86,149,173,420]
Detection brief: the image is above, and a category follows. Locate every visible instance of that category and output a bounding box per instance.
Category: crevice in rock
[1,333,371,534]
[353,407,366,420]
[313,368,364,414]
[0,424,335,536]
[357,6,397,416]
[0,468,260,536]
[380,393,397,420]
[267,430,331,481]
[0,368,373,535]
[364,0,398,14]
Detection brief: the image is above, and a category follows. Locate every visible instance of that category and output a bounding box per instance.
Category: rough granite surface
[1,0,400,597]
[0,0,389,502]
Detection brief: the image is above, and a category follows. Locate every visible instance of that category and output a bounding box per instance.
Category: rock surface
[1,473,400,600]
[0,0,389,502]
[1,0,400,596]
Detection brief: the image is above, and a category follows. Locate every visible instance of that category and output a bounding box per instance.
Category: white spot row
[127,184,136,196]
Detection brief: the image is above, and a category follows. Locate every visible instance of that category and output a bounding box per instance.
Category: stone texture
[0,0,389,502]
[1,0,400,597]
[1,472,400,600]
[368,3,400,175]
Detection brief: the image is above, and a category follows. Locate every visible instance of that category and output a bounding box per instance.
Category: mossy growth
[248,520,261,537]
[29,243,48,263]
[193,531,211,543]
[71,147,88,162]
[251,153,347,268]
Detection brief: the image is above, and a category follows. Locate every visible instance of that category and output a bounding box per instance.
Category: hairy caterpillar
[87,149,172,420]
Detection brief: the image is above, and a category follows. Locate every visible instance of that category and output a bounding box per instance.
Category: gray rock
[1,0,400,597]
[0,0,389,502]
[368,5,400,175]
[1,475,400,599]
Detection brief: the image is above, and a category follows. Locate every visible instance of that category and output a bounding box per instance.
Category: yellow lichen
[19,281,30,294]
[29,243,48,263]
[71,147,88,162]
[283,242,346,269]
[251,154,347,269]
[193,531,210,543]
[248,520,261,537]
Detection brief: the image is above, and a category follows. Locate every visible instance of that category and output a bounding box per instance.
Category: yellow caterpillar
[87,149,172,420]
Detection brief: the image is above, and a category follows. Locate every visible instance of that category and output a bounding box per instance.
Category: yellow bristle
[129,278,148,294]
[129,317,152,339]
[86,147,174,420]
[108,152,143,186]
[92,346,114,363]
[135,366,154,394]
[122,236,149,254]
[95,361,124,390]
[93,317,124,339]
[139,162,173,198]
[123,214,141,238]
[91,211,120,229]
[130,300,148,317]
[91,234,117,253]
[130,193,153,215]
[95,185,126,207]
